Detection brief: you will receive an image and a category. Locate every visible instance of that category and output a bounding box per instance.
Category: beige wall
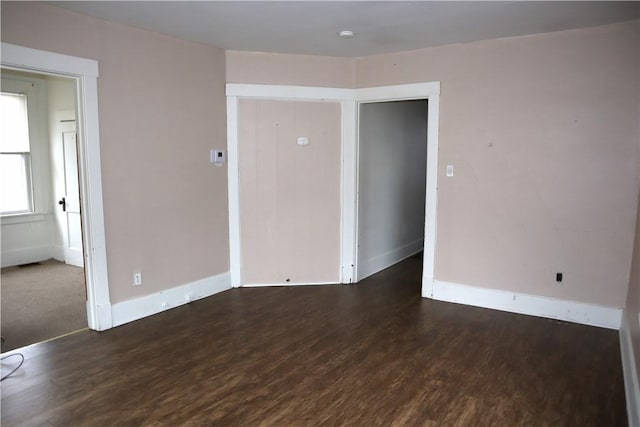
[357,21,640,307]
[2,2,229,303]
[3,2,638,311]
[226,50,355,88]
[239,99,342,284]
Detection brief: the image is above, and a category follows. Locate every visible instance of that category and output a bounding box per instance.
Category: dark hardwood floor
[1,256,626,426]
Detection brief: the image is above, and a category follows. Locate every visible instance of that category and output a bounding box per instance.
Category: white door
[57,120,84,267]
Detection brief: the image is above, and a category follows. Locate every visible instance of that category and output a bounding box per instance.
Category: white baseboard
[621,311,640,427]
[1,245,54,268]
[358,238,423,281]
[63,247,84,268]
[51,245,65,263]
[50,245,84,267]
[429,280,622,330]
[111,272,232,327]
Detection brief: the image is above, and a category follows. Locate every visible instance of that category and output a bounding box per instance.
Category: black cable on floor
[1,353,25,381]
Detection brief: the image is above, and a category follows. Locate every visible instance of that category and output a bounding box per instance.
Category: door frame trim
[226,84,353,287]
[2,42,113,330]
[225,82,440,297]
[355,83,440,295]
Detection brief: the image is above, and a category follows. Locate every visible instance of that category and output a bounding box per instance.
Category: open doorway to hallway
[356,99,429,281]
[1,68,86,352]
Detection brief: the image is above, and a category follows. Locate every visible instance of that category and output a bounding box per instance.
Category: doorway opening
[356,99,429,281]
[1,68,87,352]
[2,42,113,333]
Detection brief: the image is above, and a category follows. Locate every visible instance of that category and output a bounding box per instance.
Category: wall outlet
[133,272,142,286]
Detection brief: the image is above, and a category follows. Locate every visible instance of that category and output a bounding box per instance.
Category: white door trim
[354,82,441,102]
[355,83,440,295]
[2,42,113,331]
[226,83,354,101]
[226,82,440,294]
[340,100,358,283]
[226,95,242,287]
[225,84,353,286]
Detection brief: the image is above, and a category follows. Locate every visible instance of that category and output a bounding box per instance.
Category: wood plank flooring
[1,256,626,426]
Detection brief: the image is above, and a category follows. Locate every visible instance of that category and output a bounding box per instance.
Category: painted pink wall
[357,21,640,307]
[226,50,355,88]
[239,100,342,284]
[3,2,638,311]
[1,3,229,303]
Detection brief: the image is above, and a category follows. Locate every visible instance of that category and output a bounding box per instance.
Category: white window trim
[1,42,112,331]
[0,152,34,215]
[0,212,46,225]
[1,79,42,216]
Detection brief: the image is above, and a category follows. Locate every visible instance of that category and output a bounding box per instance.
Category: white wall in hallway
[357,100,429,280]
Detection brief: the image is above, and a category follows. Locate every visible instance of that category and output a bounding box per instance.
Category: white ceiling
[51,1,640,57]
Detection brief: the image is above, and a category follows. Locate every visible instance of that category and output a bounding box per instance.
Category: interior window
[1,92,33,214]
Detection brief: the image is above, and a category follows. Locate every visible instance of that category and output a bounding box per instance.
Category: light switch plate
[211,149,225,166]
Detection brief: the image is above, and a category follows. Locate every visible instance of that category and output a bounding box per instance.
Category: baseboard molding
[111,272,232,327]
[51,245,65,263]
[430,280,622,330]
[358,238,423,281]
[1,245,54,268]
[63,247,84,268]
[620,311,640,427]
[50,245,84,268]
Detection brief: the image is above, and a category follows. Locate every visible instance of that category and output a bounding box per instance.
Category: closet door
[239,99,341,285]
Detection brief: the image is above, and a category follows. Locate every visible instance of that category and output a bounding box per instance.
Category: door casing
[226,82,440,297]
[59,118,84,267]
[2,42,113,330]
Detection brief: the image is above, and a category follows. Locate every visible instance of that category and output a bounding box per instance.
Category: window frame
[1,75,48,218]
[0,152,35,215]
[1,90,34,215]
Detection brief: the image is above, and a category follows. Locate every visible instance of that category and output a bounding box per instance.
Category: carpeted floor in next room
[1,259,87,353]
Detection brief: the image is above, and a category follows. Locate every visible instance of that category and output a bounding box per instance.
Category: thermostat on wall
[297,137,309,146]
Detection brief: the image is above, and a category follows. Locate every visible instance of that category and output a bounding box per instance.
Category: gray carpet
[1,259,87,353]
